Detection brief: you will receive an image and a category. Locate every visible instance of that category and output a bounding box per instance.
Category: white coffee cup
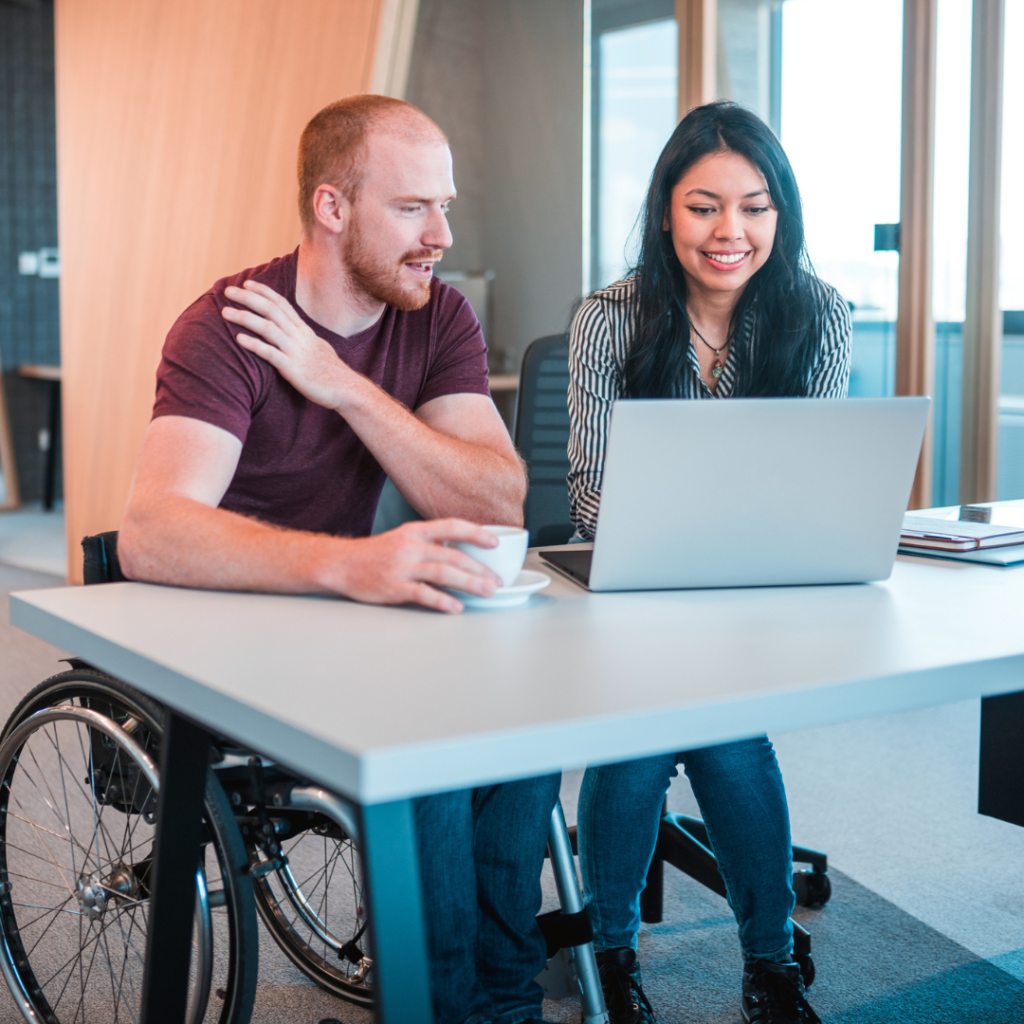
[453,526,529,588]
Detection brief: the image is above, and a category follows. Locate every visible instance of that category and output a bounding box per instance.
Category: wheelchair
[0,533,608,1024]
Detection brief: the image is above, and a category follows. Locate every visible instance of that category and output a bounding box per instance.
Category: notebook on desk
[540,397,930,591]
[898,501,1024,565]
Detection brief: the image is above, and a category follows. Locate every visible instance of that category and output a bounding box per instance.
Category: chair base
[638,811,828,988]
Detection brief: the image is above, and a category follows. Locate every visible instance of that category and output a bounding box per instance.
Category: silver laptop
[541,397,930,591]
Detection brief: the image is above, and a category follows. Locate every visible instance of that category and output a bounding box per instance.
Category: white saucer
[454,570,552,609]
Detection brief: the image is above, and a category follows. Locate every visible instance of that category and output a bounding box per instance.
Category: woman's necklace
[689,321,731,379]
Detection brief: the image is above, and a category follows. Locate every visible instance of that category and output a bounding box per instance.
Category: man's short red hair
[297,94,448,232]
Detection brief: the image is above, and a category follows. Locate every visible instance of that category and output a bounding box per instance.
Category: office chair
[513,334,575,546]
[516,333,831,988]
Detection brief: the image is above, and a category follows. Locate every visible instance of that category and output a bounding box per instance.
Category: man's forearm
[120,490,508,612]
[119,496,346,593]
[335,374,526,526]
[378,427,526,526]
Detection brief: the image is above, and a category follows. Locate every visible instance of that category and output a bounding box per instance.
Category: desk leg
[979,690,1024,827]
[359,800,434,1024]
[43,379,59,511]
[141,712,212,1024]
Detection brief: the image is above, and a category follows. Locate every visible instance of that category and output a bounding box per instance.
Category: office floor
[0,537,1022,1022]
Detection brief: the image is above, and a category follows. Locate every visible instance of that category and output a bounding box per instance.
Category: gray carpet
[596,867,1024,1024]
[1,563,1022,1023]
[536,772,1024,1023]
[296,855,1024,1024]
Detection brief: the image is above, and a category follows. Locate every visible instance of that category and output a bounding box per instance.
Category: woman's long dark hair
[622,101,825,399]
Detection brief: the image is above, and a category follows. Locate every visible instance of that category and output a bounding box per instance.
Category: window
[931,0,972,504]
[779,0,904,402]
[591,3,677,290]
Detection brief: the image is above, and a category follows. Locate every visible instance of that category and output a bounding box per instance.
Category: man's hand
[222,281,350,410]
[329,519,503,614]
[221,278,525,526]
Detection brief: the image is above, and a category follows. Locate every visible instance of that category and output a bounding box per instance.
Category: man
[120,95,559,1024]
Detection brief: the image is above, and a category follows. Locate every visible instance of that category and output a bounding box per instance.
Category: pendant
[712,365,723,379]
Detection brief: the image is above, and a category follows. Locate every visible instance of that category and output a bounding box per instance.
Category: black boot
[741,959,821,1024]
[592,947,656,1024]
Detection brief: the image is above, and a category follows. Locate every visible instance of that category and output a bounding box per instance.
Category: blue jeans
[577,737,795,964]
[414,773,562,1024]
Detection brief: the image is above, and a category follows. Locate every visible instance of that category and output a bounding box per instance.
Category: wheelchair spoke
[315,842,343,924]
[43,915,105,1007]
[53,722,80,883]
[7,868,80,892]
[12,897,83,911]
[97,918,128,1024]
[11,774,81,892]
[17,892,80,935]
[71,718,115,875]
[4,835,75,888]
[8,811,77,846]
[292,849,336,894]
[110,902,145,1021]
[24,740,76,840]
[71,917,106,1023]
[21,893,82,954]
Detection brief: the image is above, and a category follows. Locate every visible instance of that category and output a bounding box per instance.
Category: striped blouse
[567,275,853,540]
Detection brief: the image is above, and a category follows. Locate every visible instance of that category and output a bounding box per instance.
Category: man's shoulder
[171,251,297,335]
[204,250,297,308]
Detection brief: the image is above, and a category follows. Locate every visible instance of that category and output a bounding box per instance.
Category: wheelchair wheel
[249,820,373,1007]
[0,669,259,1024]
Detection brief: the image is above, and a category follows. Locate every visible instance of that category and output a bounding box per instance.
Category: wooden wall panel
[57,0,385,582]
[960,0,1005,504]
[676,0,717,117]
[896,0,937,510]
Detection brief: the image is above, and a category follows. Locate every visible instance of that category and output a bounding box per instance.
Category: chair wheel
[793,869,831,908]
[795,952,815,988]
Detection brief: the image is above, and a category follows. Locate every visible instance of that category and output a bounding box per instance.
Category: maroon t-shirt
[152,249,490,537]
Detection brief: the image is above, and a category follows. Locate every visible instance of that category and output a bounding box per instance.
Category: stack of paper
[901,515,1024,552]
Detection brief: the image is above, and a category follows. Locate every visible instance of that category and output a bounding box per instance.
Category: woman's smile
[701,249,751,269]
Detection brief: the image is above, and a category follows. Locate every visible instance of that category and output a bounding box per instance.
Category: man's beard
[344,225,441,312]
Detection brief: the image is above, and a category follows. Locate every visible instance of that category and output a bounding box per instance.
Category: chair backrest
[513,334,574,546]
[82,531,126,584]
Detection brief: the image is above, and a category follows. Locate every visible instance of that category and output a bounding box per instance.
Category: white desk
[10,551,1024,1022]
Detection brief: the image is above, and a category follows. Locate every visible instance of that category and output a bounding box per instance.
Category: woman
[568,102,849,1024]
